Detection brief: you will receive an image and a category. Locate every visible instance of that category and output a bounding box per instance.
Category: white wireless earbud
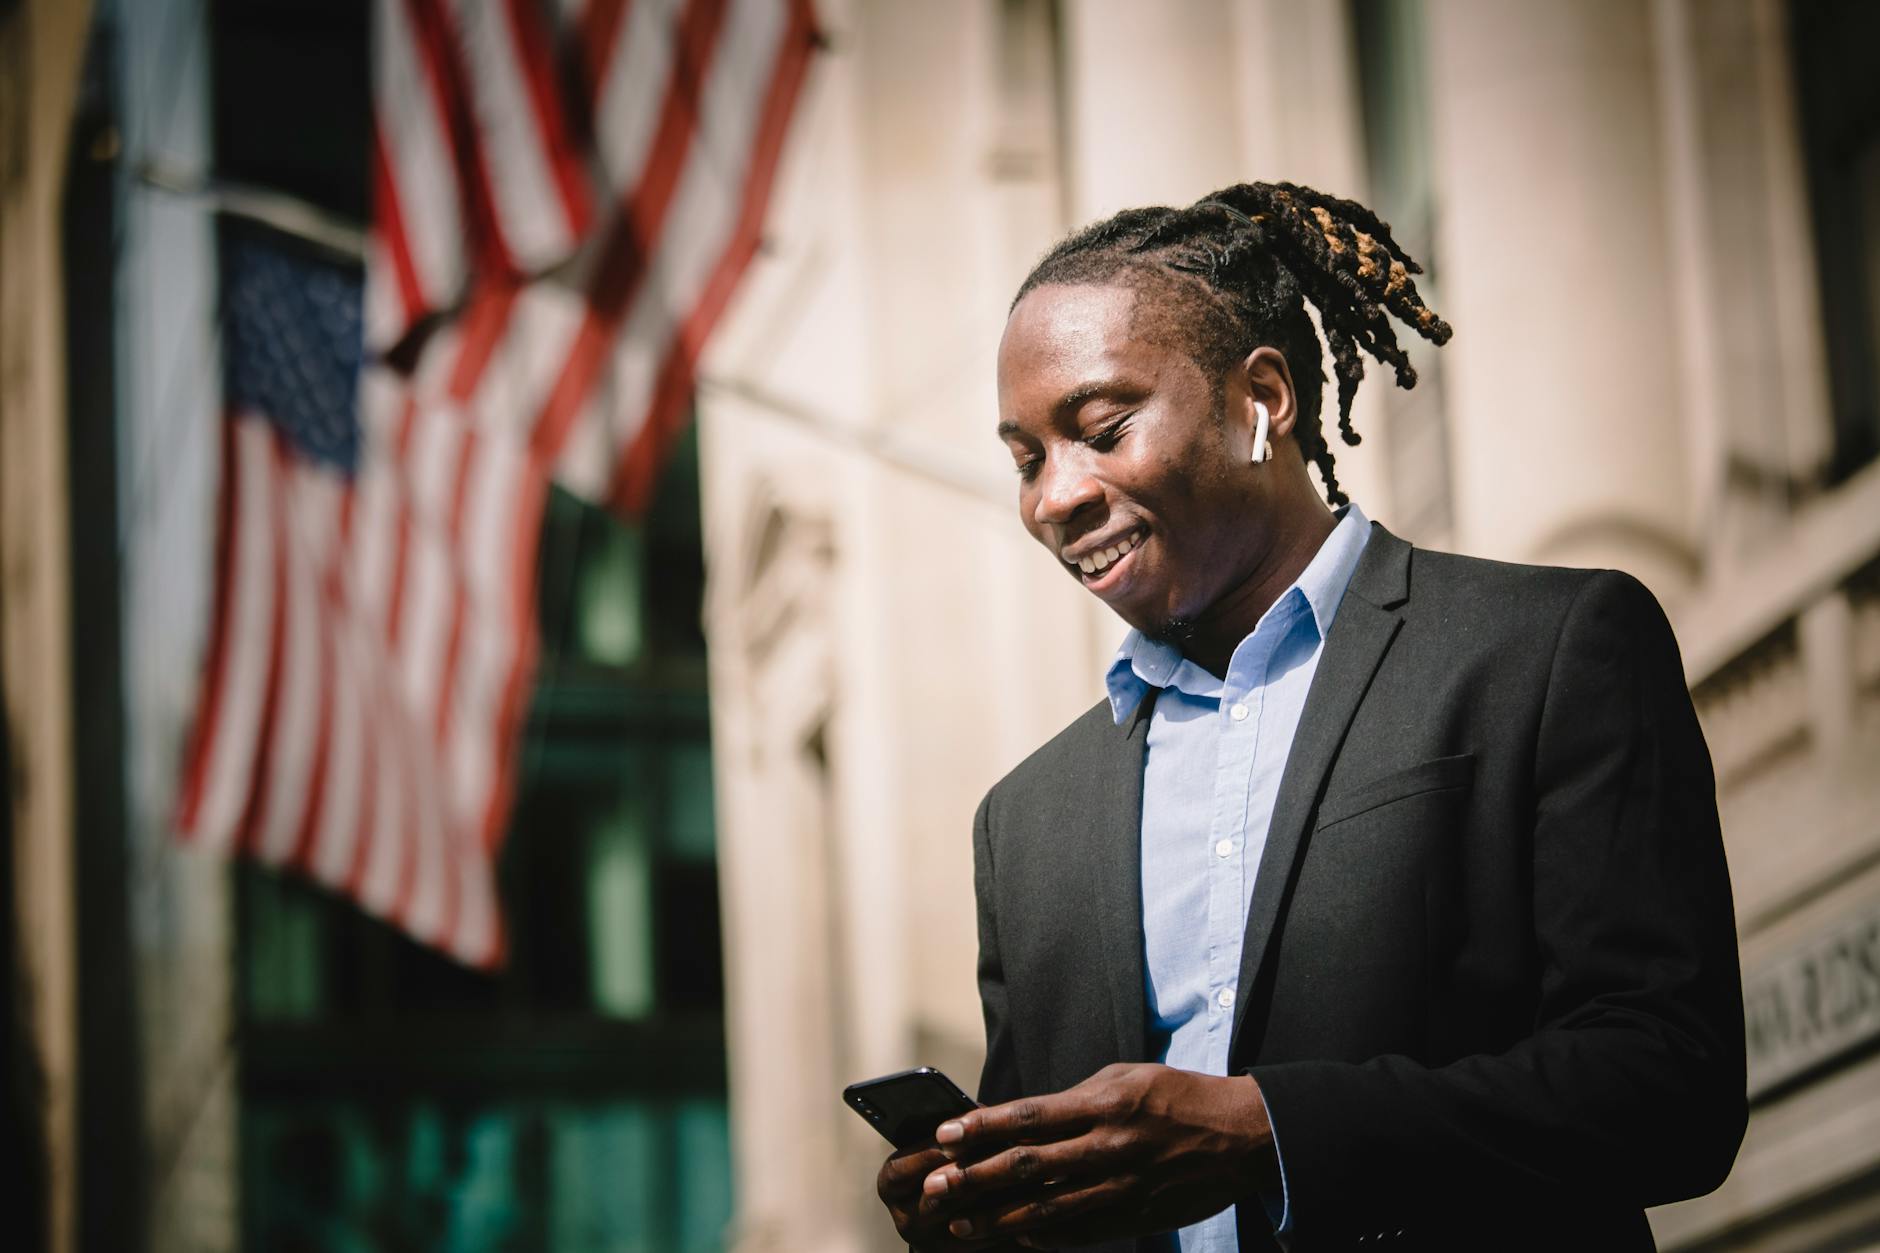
[1252,402,1273,464]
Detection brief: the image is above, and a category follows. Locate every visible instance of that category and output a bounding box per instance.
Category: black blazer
[971,524,1746,1253]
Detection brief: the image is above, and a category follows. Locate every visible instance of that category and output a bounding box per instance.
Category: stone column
[1,5,95,1252]
[1058,0,1244,221]
[1424,0,1698,598]
[116,0,240,1247]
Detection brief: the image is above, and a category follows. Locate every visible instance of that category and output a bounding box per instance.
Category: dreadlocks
[1012,182,1453,508]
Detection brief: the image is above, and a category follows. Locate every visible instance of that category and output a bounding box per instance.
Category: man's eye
[1015,458,1042,482]
[1085,419,1130,451]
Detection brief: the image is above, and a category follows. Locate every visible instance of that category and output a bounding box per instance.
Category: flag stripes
[612,0,815,511]
[181,385,538,965]
[373,0,819,514]
[182,1,818,966]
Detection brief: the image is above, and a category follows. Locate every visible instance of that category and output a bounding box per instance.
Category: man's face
[997,281,1266,638]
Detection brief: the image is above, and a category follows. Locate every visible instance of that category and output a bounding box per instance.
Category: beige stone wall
[1651,465,1880,1250]
[1,5,94,1252]
[702,1,1880,1250]
[6,5,237,1249]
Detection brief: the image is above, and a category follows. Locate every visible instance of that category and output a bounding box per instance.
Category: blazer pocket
[1315,752,1476,831]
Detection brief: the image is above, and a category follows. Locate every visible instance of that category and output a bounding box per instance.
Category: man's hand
[916,1063,1279,1248]
[878,1141,1008,1252]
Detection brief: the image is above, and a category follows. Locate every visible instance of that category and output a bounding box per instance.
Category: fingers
[942,1177,1127,1244]
[881,1145,994,1250]
[879,1145,952,1204]
[921,1136,1093,1206]
[936,1090,1092,1155]
[917,1131,1129,1246]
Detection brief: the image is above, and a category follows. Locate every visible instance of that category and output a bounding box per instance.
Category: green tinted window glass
[665,742,717,863]
[244,867,326,1022]
[588,789,657,1019]
[244,1096,733,1252]
[536,424,708,674]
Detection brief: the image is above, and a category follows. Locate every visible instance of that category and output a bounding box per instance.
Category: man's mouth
[1063,525,1147,585]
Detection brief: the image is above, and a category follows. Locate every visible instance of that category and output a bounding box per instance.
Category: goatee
[1148,616,1198,647]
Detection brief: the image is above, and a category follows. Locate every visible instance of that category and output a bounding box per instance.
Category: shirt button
[1215,839,1234,858]
[1216,988,1236,1009]
[1229,703,1249,721]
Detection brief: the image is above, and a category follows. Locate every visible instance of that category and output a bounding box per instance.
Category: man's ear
[1239,346,1299,441]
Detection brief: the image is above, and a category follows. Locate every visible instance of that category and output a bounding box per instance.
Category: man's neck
[1180,507,1338,677]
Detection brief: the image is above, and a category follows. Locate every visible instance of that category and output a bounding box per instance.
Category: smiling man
[872,183,1746,1252]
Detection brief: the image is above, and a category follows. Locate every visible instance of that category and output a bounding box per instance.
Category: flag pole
[136,163,367,262]
[134,172,1007,510]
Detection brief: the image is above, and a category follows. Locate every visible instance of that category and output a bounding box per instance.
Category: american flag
[368,0,819,510]
[177,0,818,966]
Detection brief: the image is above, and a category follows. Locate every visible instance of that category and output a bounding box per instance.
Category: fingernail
[937,1120,964,1144]
[949,1218,978,1238]
[923,1171,949,1197]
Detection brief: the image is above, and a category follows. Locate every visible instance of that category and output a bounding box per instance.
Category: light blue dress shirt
[1104,504,1371,1253]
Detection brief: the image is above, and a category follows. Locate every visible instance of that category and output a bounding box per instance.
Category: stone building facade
[695,2,1880,1249]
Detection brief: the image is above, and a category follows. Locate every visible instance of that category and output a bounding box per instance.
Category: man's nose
[1031,454,1103,530]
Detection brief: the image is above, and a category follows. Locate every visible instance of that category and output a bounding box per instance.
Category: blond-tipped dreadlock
[1012,182,1453,508]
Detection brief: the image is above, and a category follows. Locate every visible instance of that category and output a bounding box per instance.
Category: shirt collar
[1104,503,1372,724]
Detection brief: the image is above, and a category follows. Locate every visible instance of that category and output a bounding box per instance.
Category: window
[214,8,732,1246]
[1790,0,1880,482]
[239,433,730,1252]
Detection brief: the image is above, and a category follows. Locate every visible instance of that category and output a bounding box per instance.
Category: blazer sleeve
[942,794,1034,1253]
[973,789,1024,1107]
[1247,570,1747,1239]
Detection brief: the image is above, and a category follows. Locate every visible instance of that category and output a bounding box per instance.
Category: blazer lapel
[1227,525,1411,1060]
[1093,687,1157,1065]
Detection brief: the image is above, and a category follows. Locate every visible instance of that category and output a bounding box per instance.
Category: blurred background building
[4,0,1878,1251]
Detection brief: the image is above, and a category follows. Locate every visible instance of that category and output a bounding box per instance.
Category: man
[874,183,1746,1252]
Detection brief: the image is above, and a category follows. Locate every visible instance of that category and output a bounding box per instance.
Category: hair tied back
[1203,200,1257,228]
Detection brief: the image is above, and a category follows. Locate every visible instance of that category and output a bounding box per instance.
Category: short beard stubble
[1147,615,1199,647]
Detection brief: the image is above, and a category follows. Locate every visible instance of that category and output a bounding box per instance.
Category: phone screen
[843,1068,978,1149]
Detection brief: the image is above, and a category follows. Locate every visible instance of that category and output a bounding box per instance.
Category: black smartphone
[843,1067,979,1149]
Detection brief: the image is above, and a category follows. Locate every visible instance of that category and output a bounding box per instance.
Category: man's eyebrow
[1053,379,1139,416]
[996,379,1143,440]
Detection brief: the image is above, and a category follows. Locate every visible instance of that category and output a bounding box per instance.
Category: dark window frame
[1789,0,1880,483]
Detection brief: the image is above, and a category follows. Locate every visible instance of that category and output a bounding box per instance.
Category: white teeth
[1069,530,1144,577]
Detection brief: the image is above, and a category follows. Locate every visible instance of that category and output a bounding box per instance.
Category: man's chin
[1145,615,1198,647]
